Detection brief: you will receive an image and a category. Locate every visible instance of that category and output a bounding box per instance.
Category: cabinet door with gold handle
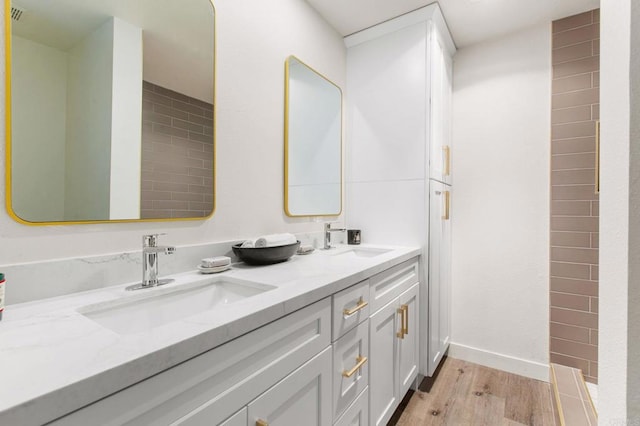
[398,283,419,397]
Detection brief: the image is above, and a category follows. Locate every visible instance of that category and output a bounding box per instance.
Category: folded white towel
[254,233,297,248]
[201,256,231,267]
[240,240,255,248]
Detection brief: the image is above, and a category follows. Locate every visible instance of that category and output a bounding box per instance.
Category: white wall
[449,24,551,380]
[65,19,114,221]
[10,36,67,222]
[0,0,345,264]
[599,0,640,422]
[109,17,142,220]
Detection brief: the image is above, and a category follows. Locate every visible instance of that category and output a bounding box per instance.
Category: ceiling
[305,0,600,47]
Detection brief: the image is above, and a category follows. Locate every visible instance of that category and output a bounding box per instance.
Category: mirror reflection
[285,56,342,217]
[8,0,215,223]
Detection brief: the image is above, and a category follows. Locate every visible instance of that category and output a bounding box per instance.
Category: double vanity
[0,244,420,426]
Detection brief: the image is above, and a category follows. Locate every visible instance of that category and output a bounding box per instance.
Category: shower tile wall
[141,81,214,219]
[550,9,599,384]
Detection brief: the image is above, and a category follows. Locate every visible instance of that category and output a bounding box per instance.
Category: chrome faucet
[126,234,176,291]
[324,223,346,250]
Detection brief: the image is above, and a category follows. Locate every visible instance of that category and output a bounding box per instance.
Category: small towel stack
[241,233,297,248]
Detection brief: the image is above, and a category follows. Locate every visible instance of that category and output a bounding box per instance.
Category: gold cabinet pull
[397,307,405,339]
[343,298,368,316]
[595,120,600,194]
[256,420,269,426]
[402,304,409,335]
[442,191,450,220]
[342,356,368,378]
[443,145,451,176]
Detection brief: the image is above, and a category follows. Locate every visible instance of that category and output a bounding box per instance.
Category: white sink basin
[330,247,392,258]
[79,276,275,335]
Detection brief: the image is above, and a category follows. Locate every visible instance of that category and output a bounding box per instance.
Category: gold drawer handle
[442,190,450,221]
[443,145,451,176]
[256,420,269,426]
[342,356,368,378]
[397,307,405,339]
[343,298,368,316]
[402,304,409,335]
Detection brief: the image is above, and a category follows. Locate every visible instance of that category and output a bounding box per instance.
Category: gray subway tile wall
[550,9,599,384]
[141,81,214,219]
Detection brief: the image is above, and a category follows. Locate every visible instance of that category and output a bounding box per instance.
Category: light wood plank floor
[390,357,556,426]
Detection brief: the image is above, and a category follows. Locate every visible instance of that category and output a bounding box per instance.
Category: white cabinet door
[369,299,401,426]
[429,25,454,185]
[248,347,332,426]
[219,408,247,426]
[398,283,419,396]
[428,181,451,376]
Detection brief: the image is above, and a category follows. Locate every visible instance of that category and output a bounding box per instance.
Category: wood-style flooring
[389,357,556,426]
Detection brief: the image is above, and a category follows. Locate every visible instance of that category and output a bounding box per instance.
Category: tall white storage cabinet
[345,4,455,380]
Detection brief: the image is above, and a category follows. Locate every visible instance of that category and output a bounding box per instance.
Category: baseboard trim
[448,342,549,382]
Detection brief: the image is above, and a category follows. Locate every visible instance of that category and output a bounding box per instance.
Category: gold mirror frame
[284,55,343,218]
[4,0,217,225]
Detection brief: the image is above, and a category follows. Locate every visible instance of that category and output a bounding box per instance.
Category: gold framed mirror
[5,0,216,224]
[284,56,342,217]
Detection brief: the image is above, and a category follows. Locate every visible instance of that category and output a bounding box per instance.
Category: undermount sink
[79,276,275,335]
[330,247,392,258]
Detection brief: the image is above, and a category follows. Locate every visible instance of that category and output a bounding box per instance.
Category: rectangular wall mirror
[284,56,342,217]
[6,0,215,224]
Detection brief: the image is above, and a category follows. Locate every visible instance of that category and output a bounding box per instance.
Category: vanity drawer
[50,298,331,426]
[370,258,419,314]
[334,387,369,426]
[332,279,370,340]
[333,320,369,422]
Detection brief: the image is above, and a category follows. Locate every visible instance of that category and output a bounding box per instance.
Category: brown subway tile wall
[141,81,214,219]
[550,10,599,384]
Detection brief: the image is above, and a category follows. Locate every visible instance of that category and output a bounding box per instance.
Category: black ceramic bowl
[232,241,301,265]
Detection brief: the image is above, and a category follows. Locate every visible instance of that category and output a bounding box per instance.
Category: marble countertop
[0,244,420,426]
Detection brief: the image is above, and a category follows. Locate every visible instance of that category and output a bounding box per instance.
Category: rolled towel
[254,233,297,248]
[240,240,255,248]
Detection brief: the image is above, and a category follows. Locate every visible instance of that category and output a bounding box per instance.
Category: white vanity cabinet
[46,255,421,426]
[50,299,332,426]
[368,261,420,426]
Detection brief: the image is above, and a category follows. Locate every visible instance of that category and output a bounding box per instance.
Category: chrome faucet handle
[324,223,346,232]
[142,233,167,247]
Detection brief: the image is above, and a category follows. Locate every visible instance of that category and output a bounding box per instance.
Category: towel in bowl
[254,233,297,248]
